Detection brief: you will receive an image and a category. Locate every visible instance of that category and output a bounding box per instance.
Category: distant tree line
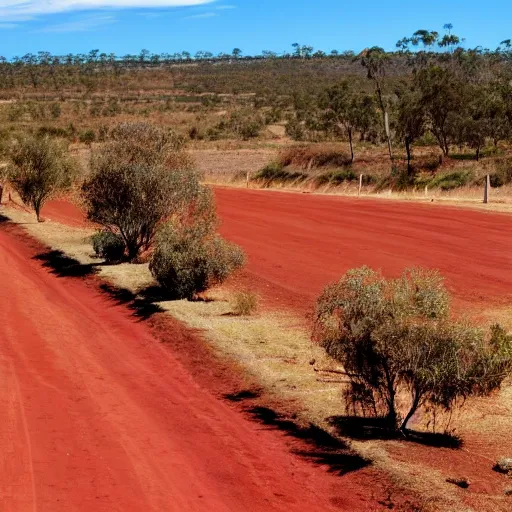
[278,27,512,180]
[0,25,511,89]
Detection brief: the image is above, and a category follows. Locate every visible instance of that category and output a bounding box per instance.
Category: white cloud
[215,4,235,9]
[184,11,216,19]
[0,1,213,20]
[0,22,18,28]
[39,14,115,32]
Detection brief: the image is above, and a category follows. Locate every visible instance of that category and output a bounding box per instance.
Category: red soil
[0,220,390,511]
[40,188,512,315]
[31,189,512,509]
[213,188,512,315]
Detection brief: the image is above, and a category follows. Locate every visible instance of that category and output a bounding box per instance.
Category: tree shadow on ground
[33,250,99,278]
[0,213,9,223]
[241,404,371,475]
[99,283,169,321]
[224,389,262,402]
[328,415,463,449]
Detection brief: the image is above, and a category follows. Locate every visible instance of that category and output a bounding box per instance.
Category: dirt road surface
[0,221,373,512]
[213,188,512,313]
[39,189,512,314]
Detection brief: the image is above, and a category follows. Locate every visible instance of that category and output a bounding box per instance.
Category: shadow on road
[225,397,371,476]
[99,283,167,321]
[33,250,98,278]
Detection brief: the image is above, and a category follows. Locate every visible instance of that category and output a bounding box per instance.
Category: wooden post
[424,185,428,197]
[246,170,250,189]
[358,174,363,196]
[483,174,490,204]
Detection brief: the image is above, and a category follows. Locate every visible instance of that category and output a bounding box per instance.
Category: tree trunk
[405,136,412,175]
[34,200,42,222]
[475,147,480,161]
[348,127,354,163]
[126,241,140,262]
[383,366,398,429]
[375,82,393,162]
[400,392,422,432]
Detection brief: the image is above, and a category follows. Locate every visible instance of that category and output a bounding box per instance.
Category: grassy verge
[3,203,512,512]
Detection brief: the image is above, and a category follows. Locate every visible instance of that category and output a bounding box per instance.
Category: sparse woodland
[1,28,512,194]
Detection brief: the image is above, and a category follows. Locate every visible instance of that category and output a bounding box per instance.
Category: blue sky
[0,1,511,58]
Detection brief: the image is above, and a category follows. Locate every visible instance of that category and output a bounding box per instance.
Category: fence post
[424,185,428,197]
[483,174,490,204]
[246,170,250,189]
[358,174,363,196]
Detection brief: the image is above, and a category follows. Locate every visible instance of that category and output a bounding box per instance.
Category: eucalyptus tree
[360,46,393,160]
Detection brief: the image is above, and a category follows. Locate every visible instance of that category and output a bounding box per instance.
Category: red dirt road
[0,222,374,512]
[213,188,512,313]
[40,189,512,314]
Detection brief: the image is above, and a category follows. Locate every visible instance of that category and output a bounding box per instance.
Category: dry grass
[230,289,258,316]
[3,203,512,511]
[192,148,276,184]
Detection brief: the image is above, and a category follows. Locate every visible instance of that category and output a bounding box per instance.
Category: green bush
[252,162,307,186]
[375,167,414,192]
[285,118,305,141]
[91,231,125,262]
[50,102,62,119]
[429,171,473,190]
[81,122,198,261]
[315,169,357,187]
[150,224,245,299]
[489,161,512,187]
[313,266,512,433]
[37,126,70,139]
[8,135,77,221]
[79,129,96,145]
[279,145,352,169]
[149,188,245,299]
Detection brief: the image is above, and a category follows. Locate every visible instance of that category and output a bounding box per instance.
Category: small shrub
[285,118,305,140]
[97,125,109,142]
[313,266,512,433]
[252,162,307,186]
[231,290,258,316]
[494,458,512,475]
[150,224,245,299]
[224,109,264,140]
[315,169,357,187]
[37,126,69,139]
[50,102,61,119]
[149,188,245,299]
[489,161,512,187]
[375,168,414,192]
[279,145,352,169]
[79,129,96,145]
[91,231,125,262]
[429,171,473,190]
